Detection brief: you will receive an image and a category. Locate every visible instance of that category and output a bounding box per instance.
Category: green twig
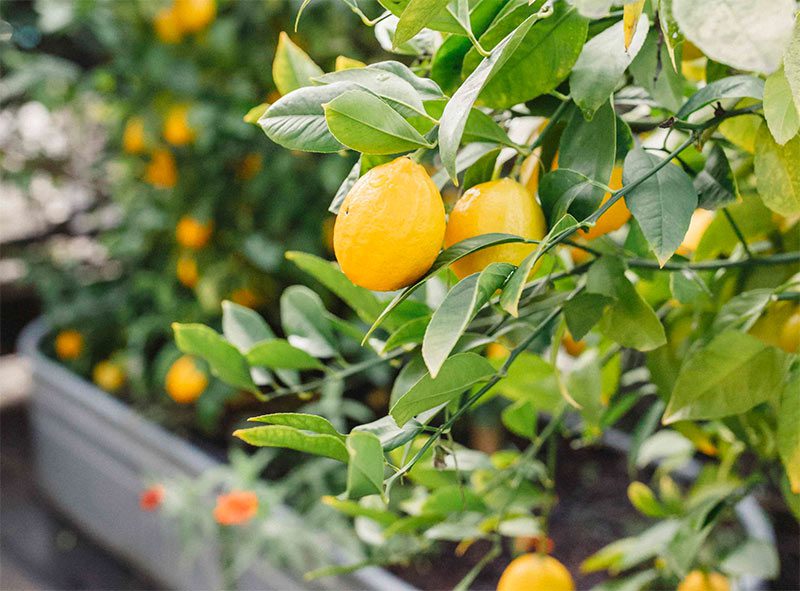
[721,208,754,258]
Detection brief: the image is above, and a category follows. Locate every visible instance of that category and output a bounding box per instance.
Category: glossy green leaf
[390,352,496,426]
[777,374,800,494]
[570,15,649,119]
[394,0,451,47]
[754,122,800,216]
[321,496,397,526]
[623,147,697,265]
[425,99,517,148]
[383,316,431,352]
[272,32,324,96]
[538,168,599,225]
[676,75,764,119]
[694,143,738,209]
[563,292,613,341]
[324,89,434,154]
[234,425,348,462]
[345,431,385,499]
[172,323,259,395]
[721,539,779,579]
[246,338,325,370]
[280,286,337,357]
[423,262,514,377]
[672,0,795,74]
[247,412,344,438]
[377,0,463,34]
[764,65,800,145]
[354,411,437,451]
[587,257,666,351]
[784,16,800,113]
[664,331,790,423]
[222,300,275,351]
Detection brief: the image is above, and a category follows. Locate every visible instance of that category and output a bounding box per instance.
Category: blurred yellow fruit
[677,209,715,256]
[174,0,216,33]
[123,117,146,154]
[677,570,730,591]
[750,302,800,353]
[163,105,195,146]
[577,166,631,240]
[145,148,178,188]
[334,157,445,291]
[445,178,547,279]
[780,309,800,353]
[682,41,704,61]
[176,255,199,288]
[165,355,208,403]
[93,360,126,392]
[497,554,575,591]
[236,152,263,180]
[563,331,586,356]
[321,216,335,254]
[230,287,261,309]
[176,216,212,250]
[486,342,509,360]
[55,330,83,361]
[154,7,184,44]
[569,243,592,265]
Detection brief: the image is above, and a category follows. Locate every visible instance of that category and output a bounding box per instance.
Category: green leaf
[721,539,780,579]
[243,102,269,125]
[377,0,463,35]
[676,75,764,119]
[246,339,325,370]
[394,0,451,47]
[587,257,666,351]
[563,292,613,341]
[538,168,600,225]
[321,496,398,526]
[569,15,649,119]
[324,89,434,155]
[501,399,537,439]
[280,286,337,357]
[363,233,528,341]
[172,323,259,395]
[425,99,517,149]
[234,425,348,462]
[764,65,800,145]
[272,32,324,96]
[383,316,431,352]
[439,6,561,180]
[345,431,385,499]
[778,374,800,495]
[664,331,790,424]
[566,350,604,429]
[694,143,738,210]
[500,215,579,317]
[671,0,795,74]
[390,352,496,425]
[627,482,669,518]
[465,2,588,110]
[222,301,275,351]
[629,28,684,113]
[710,288,773,336]
[784,16,800,114]
[260,83,353,153]
[247,412,344,438]
[423,262,514,377]
[556,100,616,217]
[422,485,487,514]
[354,413,432,451]
[285,251,383,324]
[368,61,445,100]
[622,147,697,265]
[658,0,683,71]
[754,122,800,216]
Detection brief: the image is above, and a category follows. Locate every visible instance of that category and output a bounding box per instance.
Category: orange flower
[140,485,164,511]
[213,490,258,526]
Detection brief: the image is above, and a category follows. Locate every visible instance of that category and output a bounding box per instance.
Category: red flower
[140,485,164,511]
[213,490,259,526]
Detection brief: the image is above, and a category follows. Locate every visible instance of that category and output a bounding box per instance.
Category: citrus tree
[171,0,800,587]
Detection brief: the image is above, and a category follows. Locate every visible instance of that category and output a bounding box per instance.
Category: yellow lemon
[176,216,212,250]
[93,360,126,392]
[577,166,631,240]
[444,178,547,279]
[55,330,83,361]
[176,255,199,288]
[165,355,208,403]
[497,554,575,591]
[163,105,195,146]
[677,570,730,591]
[677,209,715,256]
[145,148,178,188]
[779,308,800,353]
[230,287,261,309]
[174,0,216,33]
[154,7,184,44]
[563,331,586,356]
[750,302,799,353]
[334,157,445,291]
[123,117,146,154]
[236,153,263,180]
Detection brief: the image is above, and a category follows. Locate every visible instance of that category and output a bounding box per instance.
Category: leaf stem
[721,208,754,258]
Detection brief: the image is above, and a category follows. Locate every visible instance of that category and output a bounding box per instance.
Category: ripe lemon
[145,148,178,188]
[55,330,83,361]
[236,153,263,180]
[176,216,212,249]
[230,287,261,309]
[154,7,184,44]
[163,105,195,146]
[577,166,631,240]
[334,157,445,291]
[677,570,730,591]
[93,360,126,392]
[176,255,199,288]
[174,0,216,33]
[497,554,575,591]
[444,178,547,279]
[780,308,800,353]
[750,302,800,353]
[165,355,208,403]
[562,331,586,356]
[123,117,146,154]
[677,209,715,256]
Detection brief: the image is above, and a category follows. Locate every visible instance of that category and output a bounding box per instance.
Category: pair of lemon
[333,157,629,292]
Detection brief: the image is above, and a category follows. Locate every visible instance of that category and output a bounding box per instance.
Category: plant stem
[626,251,799,271]
[721,208,754,258]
